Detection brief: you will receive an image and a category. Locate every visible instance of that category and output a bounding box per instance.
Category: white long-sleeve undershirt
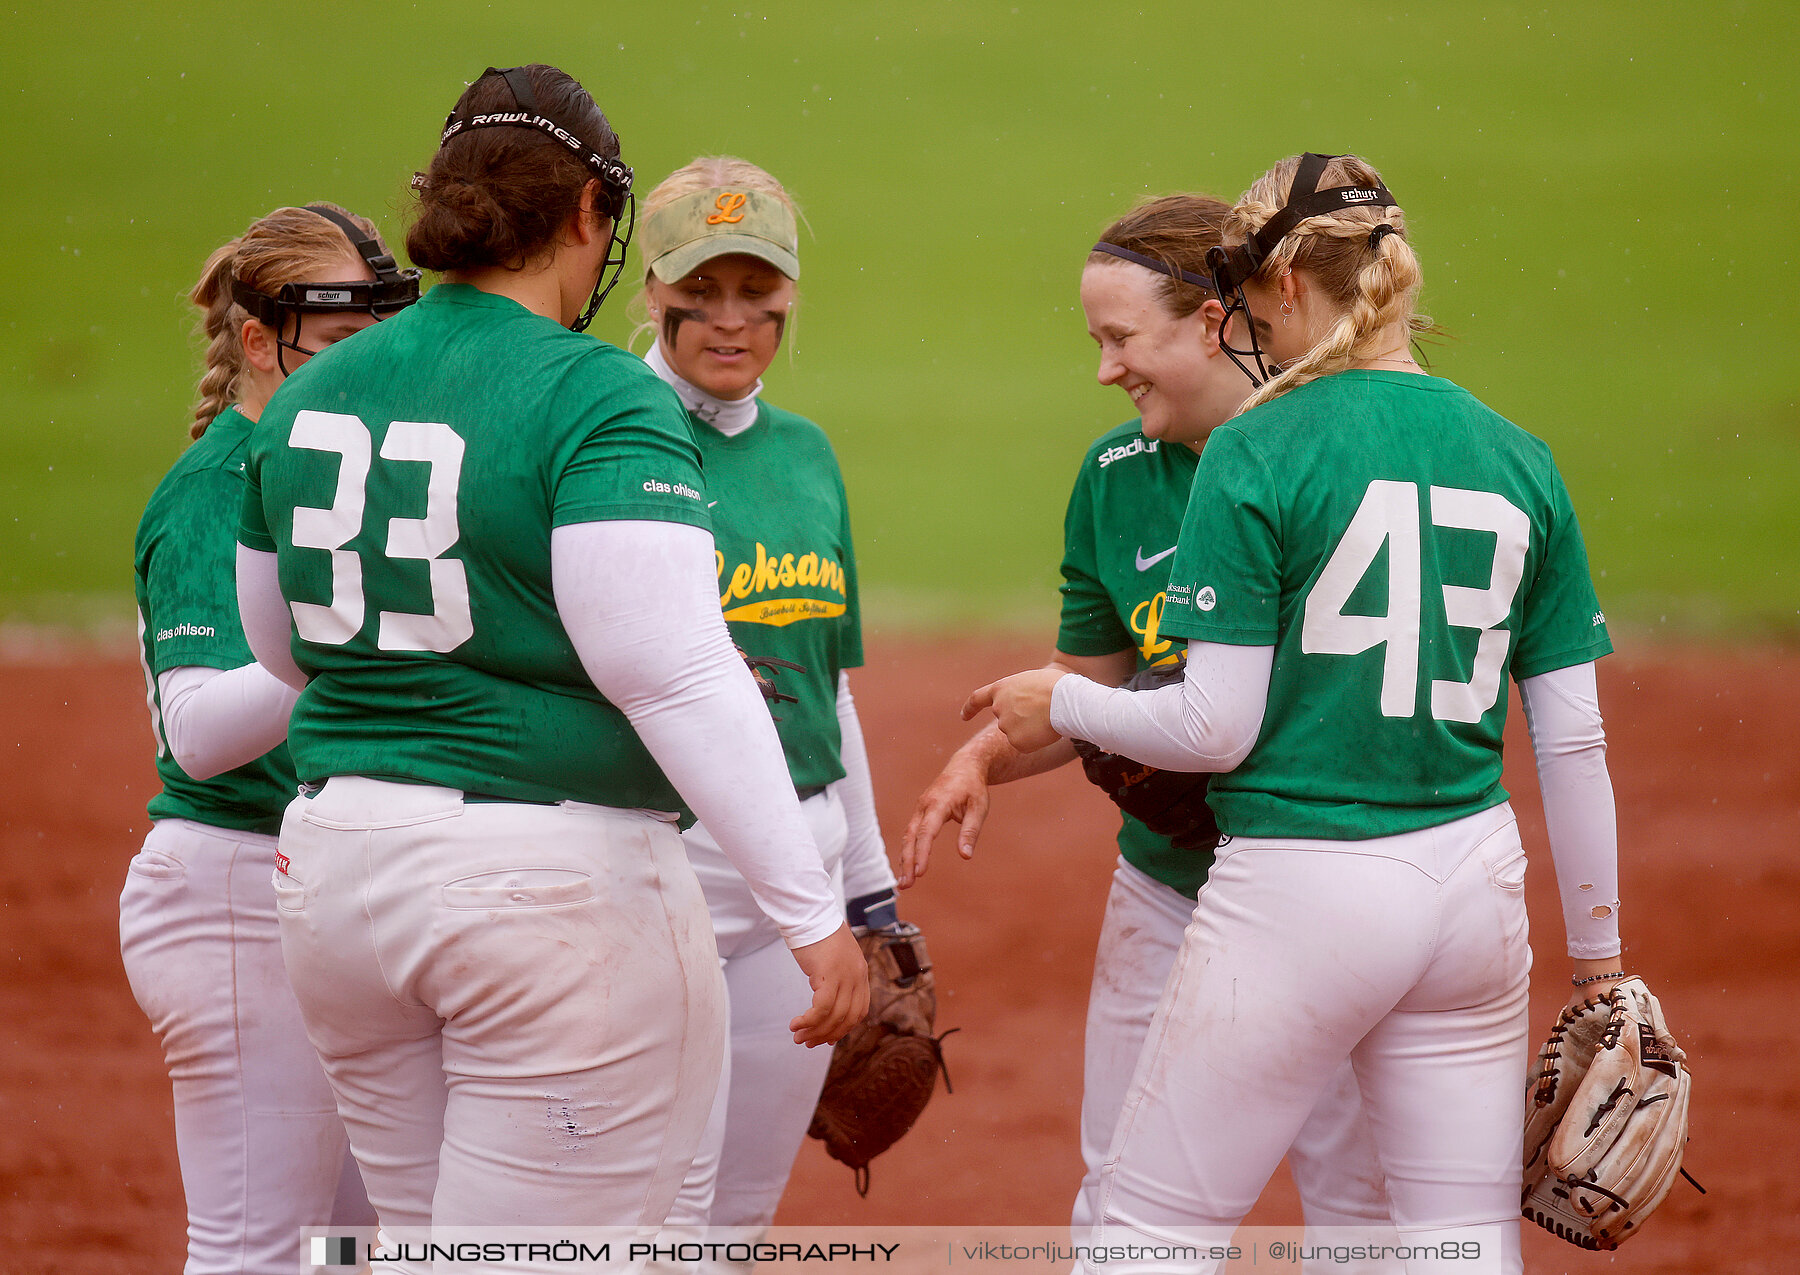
[157,663,298,781]
[238,524,842,949]
[1048,639,1622,960]
[1048,640,1272,772]
[238,548,306,692]
[1519,661,1622,960]
[833,671,897,902]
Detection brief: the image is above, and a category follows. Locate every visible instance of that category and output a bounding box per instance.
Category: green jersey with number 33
[1159,371,1612,841]
[238,284,713,810]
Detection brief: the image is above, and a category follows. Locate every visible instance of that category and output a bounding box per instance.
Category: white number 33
[286,409,474,653]
[1301,480,1528,722]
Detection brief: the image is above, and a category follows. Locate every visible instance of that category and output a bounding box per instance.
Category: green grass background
[4,1,1795,637]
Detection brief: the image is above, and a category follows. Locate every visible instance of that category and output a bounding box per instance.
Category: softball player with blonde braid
[631,157,899,1239]
[973,154,1624,1274]
[905,196,1396,1271]
[234,67,865,1261]
[123,201,413,1273]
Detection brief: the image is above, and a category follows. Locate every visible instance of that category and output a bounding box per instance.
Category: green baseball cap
[637,187,800,282]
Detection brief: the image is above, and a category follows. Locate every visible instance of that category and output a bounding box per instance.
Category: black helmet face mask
[438,66,635,333]
[1206,152,1398,388]
[231,204,423,376]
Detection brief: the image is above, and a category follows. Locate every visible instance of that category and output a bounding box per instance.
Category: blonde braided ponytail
[1226,155,1434,413]
[188,240,247,438]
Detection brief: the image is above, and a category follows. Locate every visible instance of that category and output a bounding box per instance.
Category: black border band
[1091,242,1215,292]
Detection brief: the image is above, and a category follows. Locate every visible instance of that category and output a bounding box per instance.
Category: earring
[1280,298,1293,325]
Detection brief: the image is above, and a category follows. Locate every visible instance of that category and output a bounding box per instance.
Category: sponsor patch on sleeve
[642,478,704,501]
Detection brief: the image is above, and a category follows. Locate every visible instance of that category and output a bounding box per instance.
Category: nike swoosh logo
[707,501,719,507]
[1135,545,1177,572]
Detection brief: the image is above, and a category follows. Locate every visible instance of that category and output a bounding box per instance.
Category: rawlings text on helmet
[442,111,614,174]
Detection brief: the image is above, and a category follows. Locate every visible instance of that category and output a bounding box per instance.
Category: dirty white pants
[120,817,372,1275]
[1090,804,1531,1275]
[273,777,726,1272]
[663,787,846,1237]
[1075,857,1397,1275]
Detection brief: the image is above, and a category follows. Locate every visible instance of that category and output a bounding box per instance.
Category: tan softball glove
[1522,975,1700,1249]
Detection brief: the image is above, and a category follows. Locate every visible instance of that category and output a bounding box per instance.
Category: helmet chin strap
[572,189,634,334]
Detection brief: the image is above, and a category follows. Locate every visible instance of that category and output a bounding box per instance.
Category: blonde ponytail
[1226,155,1435,413]
[188,239,247,439]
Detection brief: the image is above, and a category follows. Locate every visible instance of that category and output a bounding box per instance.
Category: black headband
[1208,152,1398,293]
[230,205,421,325]
[439,66,633,207]
[1091,242,1215,292]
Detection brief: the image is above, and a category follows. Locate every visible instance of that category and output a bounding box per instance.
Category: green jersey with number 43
[1058,420,1209,898]
[1159,371,1612,841]
[238,284,713,809]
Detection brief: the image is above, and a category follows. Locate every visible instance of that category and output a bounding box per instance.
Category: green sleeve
[553,374,713,529]
[1056,453,1131,656]
[1512,466,1614,679]
[836,471,865,670]
[236,442,275,553]
[1159,426,1281,645]
[145,471,258,674]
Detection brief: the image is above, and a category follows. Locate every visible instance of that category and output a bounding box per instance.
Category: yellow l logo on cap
[706,192,748,224]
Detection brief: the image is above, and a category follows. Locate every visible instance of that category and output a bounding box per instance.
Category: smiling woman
[901,192,1396,1252]
[970,154,1630,1273]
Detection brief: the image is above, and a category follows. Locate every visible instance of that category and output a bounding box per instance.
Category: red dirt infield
[3,636,1794,1272]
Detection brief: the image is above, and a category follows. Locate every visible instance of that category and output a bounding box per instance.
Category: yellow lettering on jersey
[723,598,847,627]
[725,562,753,606]
[751,542,783,593]
[716,541,847,615]
[1130,592,1174,664]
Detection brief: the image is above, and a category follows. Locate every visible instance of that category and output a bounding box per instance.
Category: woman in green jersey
[972,154,1623,1274]
[124,202,415,1273]
[233,67,865,1252]
[904,195,1395,1255]
[631,156,902,1234]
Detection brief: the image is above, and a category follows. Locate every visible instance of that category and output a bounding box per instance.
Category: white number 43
[1301,480,1528,722]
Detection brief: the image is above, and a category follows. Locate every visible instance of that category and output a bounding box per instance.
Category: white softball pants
[273,777,727,1272]
[119,817,372,1275]
[663,788,848,1238]
[1089,803,1531,1275]
[1075,858,1397,1273]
